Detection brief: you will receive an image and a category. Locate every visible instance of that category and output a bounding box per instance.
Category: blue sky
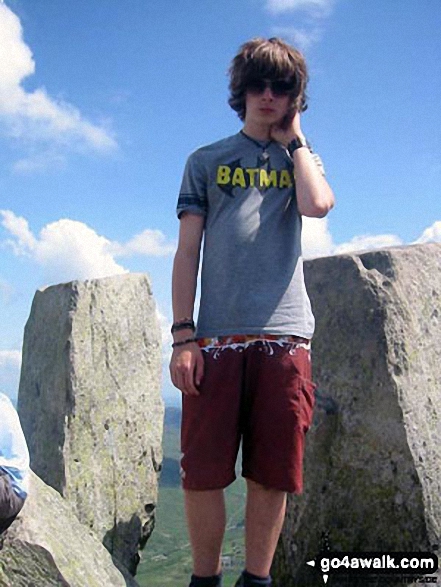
[0,0,440,406]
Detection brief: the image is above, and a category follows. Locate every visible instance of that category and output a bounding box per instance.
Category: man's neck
[241,121,271,142]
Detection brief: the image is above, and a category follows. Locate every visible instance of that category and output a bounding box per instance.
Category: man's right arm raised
[169,213,205,397]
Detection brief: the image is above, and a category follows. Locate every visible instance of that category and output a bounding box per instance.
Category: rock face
[0,471,139,587]
[272,244,441,587]
[17,274,164,576]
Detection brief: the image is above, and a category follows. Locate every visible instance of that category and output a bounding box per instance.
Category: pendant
[258,151,270,167]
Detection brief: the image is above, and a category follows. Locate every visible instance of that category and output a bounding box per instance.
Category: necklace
[240,130,272,165]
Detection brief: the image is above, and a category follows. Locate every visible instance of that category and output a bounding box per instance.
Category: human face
[243,78,293,138]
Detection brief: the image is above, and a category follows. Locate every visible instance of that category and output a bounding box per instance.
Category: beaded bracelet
[171,337,197,348]
[171,320,195,334]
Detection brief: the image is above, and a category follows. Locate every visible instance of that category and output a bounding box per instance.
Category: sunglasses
[245,78,296,97]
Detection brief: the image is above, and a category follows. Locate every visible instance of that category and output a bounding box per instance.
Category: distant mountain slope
[160,407,181,486]
[164,406,182,429]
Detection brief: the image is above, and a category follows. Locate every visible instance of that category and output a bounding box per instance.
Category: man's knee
[245,478,286,496]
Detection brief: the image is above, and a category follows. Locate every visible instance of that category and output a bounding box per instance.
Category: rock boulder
[0,471,139,587]
[272,244,441,587]
[17,274,164,575]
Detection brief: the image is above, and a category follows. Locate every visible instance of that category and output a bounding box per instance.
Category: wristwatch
[287,135,309,156]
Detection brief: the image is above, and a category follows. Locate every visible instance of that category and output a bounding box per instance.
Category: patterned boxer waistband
[197,334,310,350]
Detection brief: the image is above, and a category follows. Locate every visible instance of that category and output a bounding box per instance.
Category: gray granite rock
[0,471,139,587]
[272,243,441,587]
[17,274,164,576]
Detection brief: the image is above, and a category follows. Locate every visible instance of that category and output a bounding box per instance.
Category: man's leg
[181,347,244,582]
[239,342,315,580]
[244,479,287,577]
[184,488,226,576]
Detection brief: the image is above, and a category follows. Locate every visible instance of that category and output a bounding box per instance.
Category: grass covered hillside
[137,407,247,587]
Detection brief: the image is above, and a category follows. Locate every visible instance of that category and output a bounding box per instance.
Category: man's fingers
[171,364,190,396]
[169,346,202,396]
[174,370,186,395]
[184,366,199,396]
[173,363,198,396]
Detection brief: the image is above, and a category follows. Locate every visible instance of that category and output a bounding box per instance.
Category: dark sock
[189,573,222,587]
[242,569,272,586]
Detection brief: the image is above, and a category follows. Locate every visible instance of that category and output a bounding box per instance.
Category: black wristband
[171,320,195,334]
[287,136,310,156]
[172,337,197,348]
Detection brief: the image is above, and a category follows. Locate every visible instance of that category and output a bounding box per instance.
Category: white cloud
[0,348,22,377]
[414,221,441,244]
[0,2,116,165]
[301,218,441,258]
[0,349,22,369]
[302,216,334,259]
[271,26,323,51]
[266,0,334,16]
[266,0,336,51]
[333,234,404,256]
[111,230,176,258]
[1,209,38,254]
[1,210,127,282]
[0,210,175,285]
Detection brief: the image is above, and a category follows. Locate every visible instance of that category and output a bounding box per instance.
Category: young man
[0,392,30,534]
[170,38,335,587]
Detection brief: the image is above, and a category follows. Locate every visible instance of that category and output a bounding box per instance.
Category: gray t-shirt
[177,131,317,339]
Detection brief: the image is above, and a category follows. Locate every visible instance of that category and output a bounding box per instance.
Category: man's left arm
[271,112,335,218]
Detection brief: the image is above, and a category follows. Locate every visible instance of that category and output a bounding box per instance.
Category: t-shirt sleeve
[176,151,208,219]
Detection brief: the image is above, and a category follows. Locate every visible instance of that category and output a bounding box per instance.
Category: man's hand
[169,342,204,397]
[270,111,303,147]
[270,110,335,217]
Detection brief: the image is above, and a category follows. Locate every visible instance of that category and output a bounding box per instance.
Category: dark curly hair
[228,37,309,121]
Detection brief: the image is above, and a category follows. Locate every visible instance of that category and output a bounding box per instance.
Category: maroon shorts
[180,340,316,494]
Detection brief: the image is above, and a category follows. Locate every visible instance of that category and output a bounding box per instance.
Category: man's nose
[261,86,275,99]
